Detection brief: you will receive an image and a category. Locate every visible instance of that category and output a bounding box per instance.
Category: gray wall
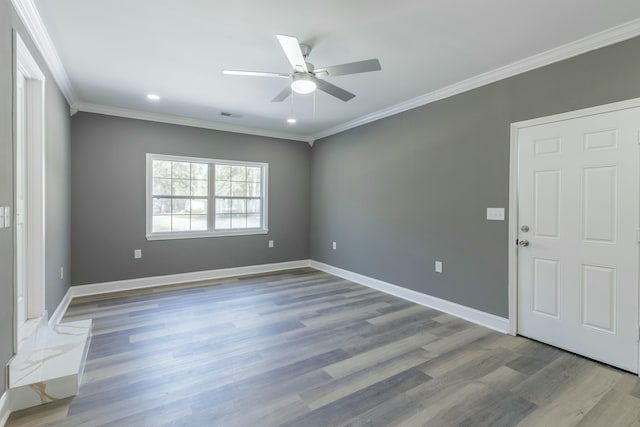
[0,0,71,396]
[70,113,310,285]
[310,36,640,318]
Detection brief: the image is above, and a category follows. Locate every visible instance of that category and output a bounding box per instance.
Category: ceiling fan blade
[314,59,381,77]
[271,86,292,102]
[222,70,290,78]
[276,35,308,73]
[312,77,355,102]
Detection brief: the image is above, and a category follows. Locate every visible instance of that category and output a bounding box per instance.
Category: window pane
[231,182,246,197]
[152,178,172,196]
[231,199,246,214]
[191,163,208,180]
[173,162,190,178]
[190,199,207,214]
[153,160,172,178]
[215,181,231,197]
[152,215,172,232]
[216,165,231,181]
[172,199,189,214]
[153,198,172,215]
[231,213,247,229]
[215,214,231,229]
[191,180,208,197]
[247,182,261,197]
[216,198,232,214]
[172,179,190,196]
[231,166,246,181]
[247,199,261,214]
[247,214,261,228]
[247,167,261,182]
[172,214,190,231]
[191,215,208,231]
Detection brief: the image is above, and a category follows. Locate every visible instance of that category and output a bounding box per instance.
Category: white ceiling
[31,0,640,141]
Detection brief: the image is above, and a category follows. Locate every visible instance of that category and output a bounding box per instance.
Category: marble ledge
[9,320,92,412]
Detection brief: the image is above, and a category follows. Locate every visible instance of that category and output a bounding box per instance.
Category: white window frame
[146,153,269,240]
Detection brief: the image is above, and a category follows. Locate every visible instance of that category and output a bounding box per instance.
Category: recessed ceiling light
[287,118,297,124]
[147,94,161,101]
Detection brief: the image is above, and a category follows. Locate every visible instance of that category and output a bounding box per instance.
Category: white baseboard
[49,289,73,325]
[0,391,10,427]
[309,260,510,333]
[50,258,509,335]
[70,259,312,298]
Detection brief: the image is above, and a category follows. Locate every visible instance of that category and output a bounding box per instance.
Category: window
[146,154,268,240]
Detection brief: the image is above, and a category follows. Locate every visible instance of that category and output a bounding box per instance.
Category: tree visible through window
[147,154,268,239]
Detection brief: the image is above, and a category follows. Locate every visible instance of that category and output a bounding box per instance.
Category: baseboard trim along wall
[49,288,73,325]
[50,259,509,335]
[68,260,311,299]
[309,260,510,334]
[0,391,10,427]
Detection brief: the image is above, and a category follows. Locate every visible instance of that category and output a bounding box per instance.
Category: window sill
[146,229,268,241]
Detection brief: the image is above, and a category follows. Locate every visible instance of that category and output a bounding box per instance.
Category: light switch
[5,206,10,228]
[134,249,142,259]
[486,207,505,221]
[268,240,274,248]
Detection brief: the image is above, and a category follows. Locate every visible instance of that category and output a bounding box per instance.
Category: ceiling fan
[222,35,381,102]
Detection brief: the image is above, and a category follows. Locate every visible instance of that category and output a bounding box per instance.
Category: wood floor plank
[7,268,640,427]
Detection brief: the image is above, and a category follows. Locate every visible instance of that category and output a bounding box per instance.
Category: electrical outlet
[134,249,142,259]
[268,240,274,248]
[332,241,337,250]
[435,261,443,273]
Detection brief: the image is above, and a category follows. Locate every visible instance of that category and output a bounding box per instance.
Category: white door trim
[14,32,46,351]
[508,96,640,372]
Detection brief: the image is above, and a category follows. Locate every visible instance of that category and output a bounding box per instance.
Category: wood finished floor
[7,268,640,427]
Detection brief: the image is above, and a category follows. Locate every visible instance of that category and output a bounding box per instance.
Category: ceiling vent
[220,112,242,118]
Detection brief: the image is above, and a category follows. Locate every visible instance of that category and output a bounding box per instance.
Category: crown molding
[11,0,77,105]
[311,17,640,141]
[73,102,314,144]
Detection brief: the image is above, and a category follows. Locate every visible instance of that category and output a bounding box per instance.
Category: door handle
[518,239,530,247]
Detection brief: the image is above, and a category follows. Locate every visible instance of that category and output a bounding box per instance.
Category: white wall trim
[311,18,640,141]
[309,260,510,333]
[73,102,314,144]
[15,31,47,351]
[69,260,312,298]
[507,96,640,339]
[10,0,77,105]
[49,288,72,326]
[0,391,10,427]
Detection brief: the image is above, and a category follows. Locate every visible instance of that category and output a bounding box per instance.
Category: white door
[16,69,27,329]
[517,107,640,373]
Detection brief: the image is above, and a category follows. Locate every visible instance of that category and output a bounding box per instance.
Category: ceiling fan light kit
[291,73,317,94]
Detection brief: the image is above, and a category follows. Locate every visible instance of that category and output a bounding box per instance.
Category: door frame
[13,31,46,351]
[508,97,640,372]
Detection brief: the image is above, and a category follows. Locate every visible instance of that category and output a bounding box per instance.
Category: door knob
[518,239,530,247]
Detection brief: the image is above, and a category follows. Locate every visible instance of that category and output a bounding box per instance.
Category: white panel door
[518,107,640,372]
[16,69,27,329]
